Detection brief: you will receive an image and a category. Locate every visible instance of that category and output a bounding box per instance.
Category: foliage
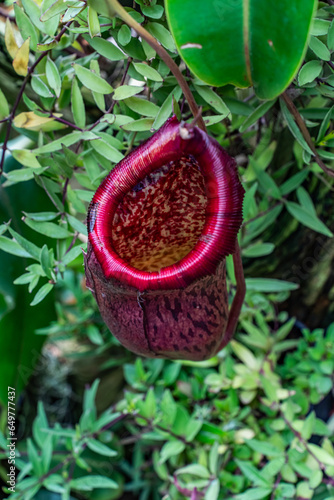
[0,0,334,498]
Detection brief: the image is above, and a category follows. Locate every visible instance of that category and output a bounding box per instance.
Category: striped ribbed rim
[87,116,244,291]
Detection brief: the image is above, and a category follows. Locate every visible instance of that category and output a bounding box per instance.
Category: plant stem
[281,92,334,178]
[105,0,206,132]
[0,20,74,178]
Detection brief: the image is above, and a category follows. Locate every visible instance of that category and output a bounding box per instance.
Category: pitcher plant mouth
[87,116,244,292]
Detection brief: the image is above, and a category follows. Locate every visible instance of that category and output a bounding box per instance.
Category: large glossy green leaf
[166,0,316,99]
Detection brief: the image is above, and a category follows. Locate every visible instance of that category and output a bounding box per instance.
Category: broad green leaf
[245,278,299,292]
[113,85,144,100]
[166,0,316,99]
[84,35,126,61]
[71,77,86,129]
[0,89,9,120]
[298,60,322,86]
[124,96,159,117]
[46,57,61,97]
[74,64,113,94]
[133,62,163,82]
[286,202,333,237]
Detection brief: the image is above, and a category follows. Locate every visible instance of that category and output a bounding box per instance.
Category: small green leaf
[30,282,54,306]
[31,76,54,98]
[121,117,154,131]
[286,202,333,237]
[133,62,163,82]
[86,439,118,457]
[88,6,101,38]
[317,105,334,143]
[90,139,124,162]
[280,99,314,155]
[309,36,331,61]
[0,236,31,258]
[159,440,185,464]
[243,243,275,258]
[234,488,273,500]
[0,89,9,120]
[194,85,230,117]
[14,3,38,51]
[205,480,220,500]
[8,227,41,260]
[40,0,67,21]
[147,22,176,52]
[124,96,159,117]
[118,24,131,45]
[74,64,113,94]
[245,278,299,292]
[71,77,86,129]
[113,85,144,100]
[85,35,126,61]
[152,87,182,130]
[33,131,97,154]
[328,19,334,51]
[246,439,283,457]
[70,475,118,491]
[298,60,322,86]
[142,4,164,19]
[46,57,61,97]
[177,464,210,478]
[61,246,83,266]
[23,218,72,239]
[240,100,276,133]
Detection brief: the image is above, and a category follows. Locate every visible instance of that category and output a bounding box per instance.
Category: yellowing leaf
[5,19,19,59]
[13,111,63,131]
[13,38,30,77]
